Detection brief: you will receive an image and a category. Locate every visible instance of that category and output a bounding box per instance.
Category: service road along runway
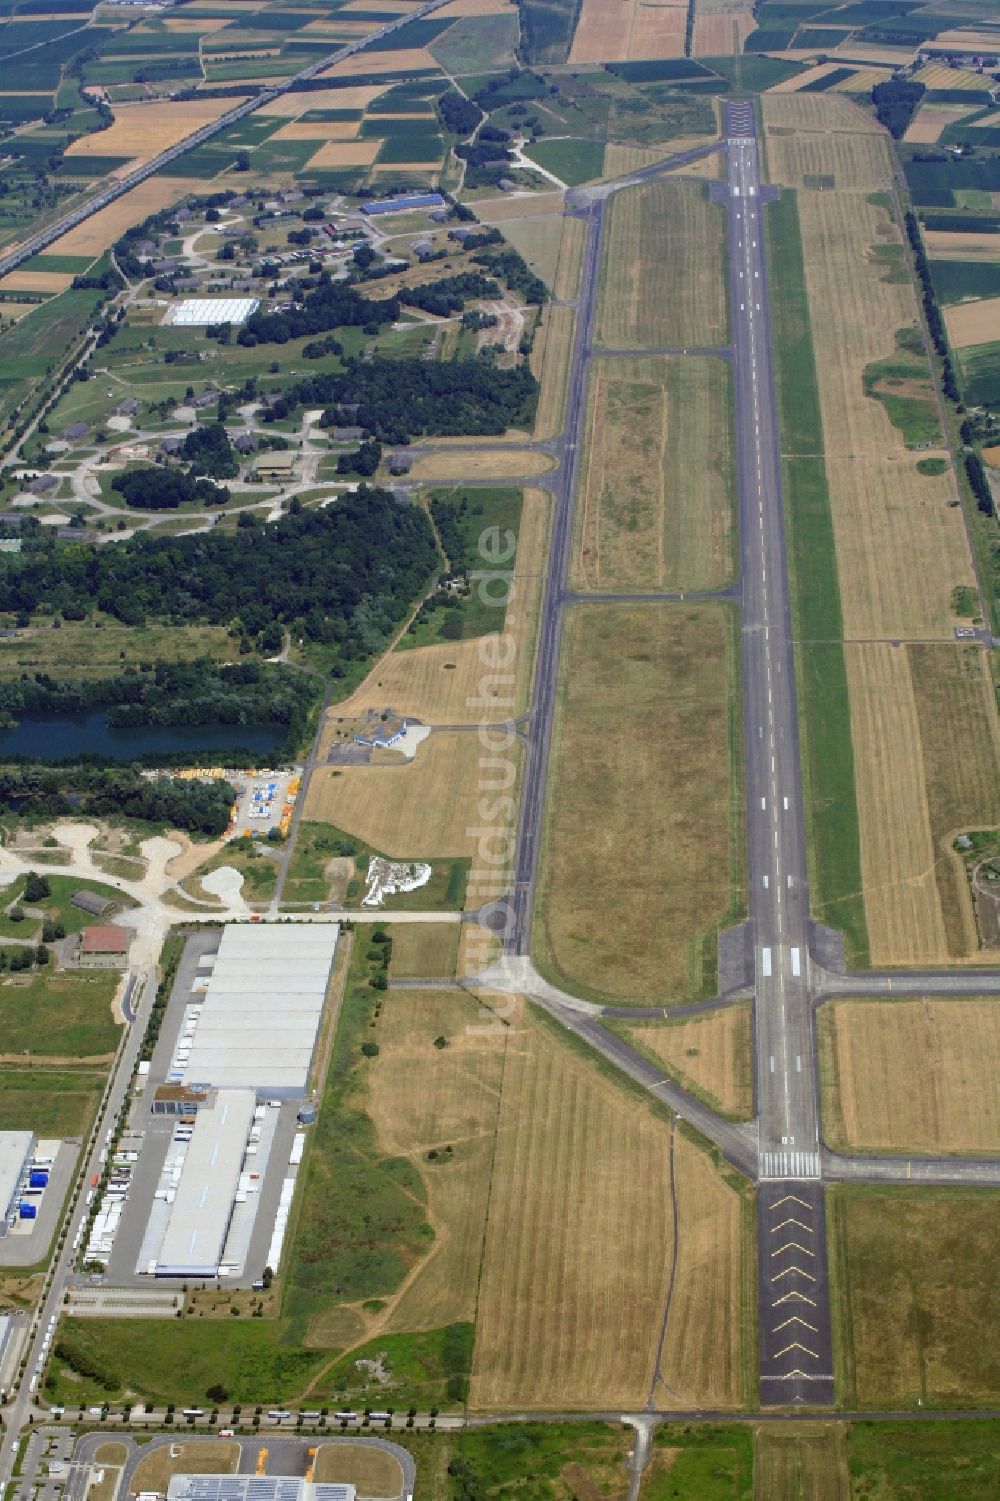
[723,99,835,1405]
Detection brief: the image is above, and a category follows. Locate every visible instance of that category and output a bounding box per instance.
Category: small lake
[0,712,286,762]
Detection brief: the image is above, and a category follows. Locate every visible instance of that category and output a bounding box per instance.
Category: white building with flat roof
[169,1479,355,1501]
[0,1132,34,1235]
[154,1090,255,1278]
[177,924,339,1097]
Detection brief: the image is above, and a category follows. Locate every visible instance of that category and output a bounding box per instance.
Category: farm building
[78,924,130,968]
[0,1132,35,1236]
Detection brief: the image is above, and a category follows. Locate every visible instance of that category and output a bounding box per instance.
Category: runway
[723,99,835,1404]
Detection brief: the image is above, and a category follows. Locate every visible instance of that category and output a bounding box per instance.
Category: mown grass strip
[766,188,869,967]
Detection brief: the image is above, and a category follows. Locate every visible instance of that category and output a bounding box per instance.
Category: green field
[863,325,942,448]
[401,487,523,648]
[847,1420,1000,1500]
[523,136,605,186]
[765,187,869,967]
[0,1067,104,1138]
[0,286,106,427]
[429,13,519,75]
[959,338,1000,407]
[0,968,120,1058]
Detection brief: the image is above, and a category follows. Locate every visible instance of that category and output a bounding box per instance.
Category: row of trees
[904,210,961,406]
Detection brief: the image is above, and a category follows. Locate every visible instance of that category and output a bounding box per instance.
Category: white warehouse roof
[170,297,259,326]
[0,1131,34,1220]
[154,1089,255,1277]
[179,924,339,1096]
[169,1480,355,1501]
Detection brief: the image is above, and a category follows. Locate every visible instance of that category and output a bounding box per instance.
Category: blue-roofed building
[362,191,446,216]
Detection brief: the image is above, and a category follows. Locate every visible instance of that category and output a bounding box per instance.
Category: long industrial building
[0,1133,35,1236]
[168,1479,355,1501]
[154,1091,256,1278]
[176,925,339,1096]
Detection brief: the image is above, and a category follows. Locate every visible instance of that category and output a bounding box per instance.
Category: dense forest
[0,660,315,734]
[262,357,539,443]
[112,468,230,510]
[238,276,398,347]
[0,765,235,834]
[0,492,438,664]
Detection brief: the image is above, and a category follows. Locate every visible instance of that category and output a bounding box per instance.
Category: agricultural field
[471,1007,750,1410]
[573,353,735,594]
[616,1003,753,1120]
[820,998,1000,1154]
[829,1186,1000,1408]
[570,0,689,63]
[597,179,729,350]
[0,968,120,1060]
[386,921,460,979]
[535,602,744,1006]
[846,642,1000,965]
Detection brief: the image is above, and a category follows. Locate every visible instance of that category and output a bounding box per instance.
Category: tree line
[0,766,236,834]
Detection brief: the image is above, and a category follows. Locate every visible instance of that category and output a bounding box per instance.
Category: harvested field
[406,449,553,481]
[470,1000,746,1409]
[692,7,755,58]
[631,2,689,60]
[597,179,728,349]
[42,177,202,260]
[795,189,975,638]
[925,230,1000,260]
[305,139,381,169]
[536,603,743,1005]
[946,295,1000,347]
[553,212,585,302]
[569,0,632,63]
[368,990,506,1336]
[832,41,914,66]
[765,126,894,191]
[847,643,1000,966]
[258,85,385,114]
[830,1186,1000,1408]
[64,98,235,169]
[388,921,460,978]
[915,62,994,90]
[0,270,73,293]
[322,46,441,77]
[573,354,734,594]
[271,120,360,140]
[904,103,985,144]
[934,27,1000,49]
[303,733,490,858]
[820,998,1000,1154]
[769,62,841,93]
[753,1426,849,1501]
[830,68,889,94]
[762,93,881,134]
[620,1003,753,1119]
[437,0,514,13]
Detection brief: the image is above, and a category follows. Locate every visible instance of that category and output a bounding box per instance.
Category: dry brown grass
[306,140,381,169]
[536,603,743,1005]
[621,1004,753,1119]
[946,295,1000,347]
[796,190,975,638]
[131,1444,238,1494]
[0,270,73,293]
[573,354,734,593]
[470,998,674,1410]
[532,303,575,441]
[633,2,689,59]
[407,449,554,481]
[597,179,728,349]
[692,8,755,57]
[369,990,506,1334]
[388,922,460,978]
[313,1446,403,1498]
[766,127,894,190]
[65,98,234,169]
[925,229,1000,259]
[821,998,1000,1154]
[753,1426,849,1501]
[304,733,491,858]
[43,177,202,259]
[848,643,1000,965]
[649,1126,748,1408]
[570,0,690,61]
[474,189,566,222]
